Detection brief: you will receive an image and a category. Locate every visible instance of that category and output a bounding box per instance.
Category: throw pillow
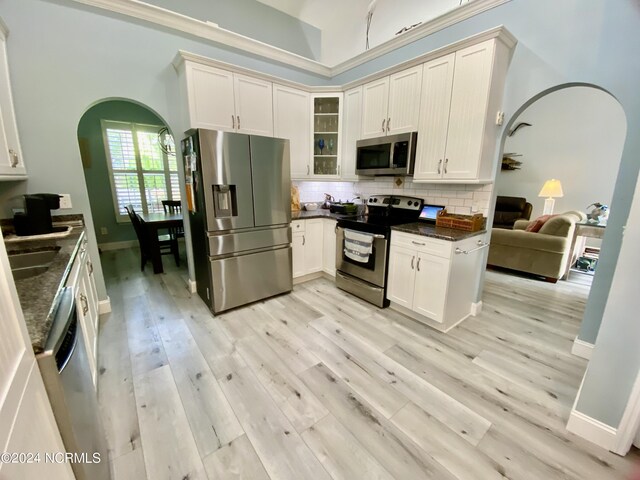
[525,214,555,233]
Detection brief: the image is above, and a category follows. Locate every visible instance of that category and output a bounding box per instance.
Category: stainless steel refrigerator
[182,129,292,313]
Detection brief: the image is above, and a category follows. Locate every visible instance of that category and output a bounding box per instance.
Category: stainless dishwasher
[37,287,110,480]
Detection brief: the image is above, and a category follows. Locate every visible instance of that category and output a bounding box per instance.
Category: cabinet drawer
[391,231,452,259]
[292,220,305,233]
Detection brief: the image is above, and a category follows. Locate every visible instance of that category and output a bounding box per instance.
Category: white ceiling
[255,0,472,65]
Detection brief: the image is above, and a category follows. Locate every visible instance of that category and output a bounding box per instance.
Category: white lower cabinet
[67,235,100,387]
[387,231,487,331]
[322,219,337,276]
[292,218,337,279]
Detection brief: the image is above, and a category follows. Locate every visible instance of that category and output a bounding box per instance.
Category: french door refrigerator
[182,129,292,313]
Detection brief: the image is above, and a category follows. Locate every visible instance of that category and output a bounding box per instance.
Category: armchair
[493,196,533,229]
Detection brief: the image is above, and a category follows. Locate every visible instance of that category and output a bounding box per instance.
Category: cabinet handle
[416,257,421,271]
[444,158,449,174]
[80,293,89,316]
[9,149,19,167]
[237,116,241,129]
[307,165,310,175]
[232,115,235,129]
[411,240,426,246]
[87,260,93,275]
[410,256,415,270]
[387,117,391,132]
[338,165,341,176]
[381,119,386,132]
[302,235,306,246]
[437,159,442,175]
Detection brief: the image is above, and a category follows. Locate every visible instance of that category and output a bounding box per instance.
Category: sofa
[493,196,533,229]
[487,210,587,282]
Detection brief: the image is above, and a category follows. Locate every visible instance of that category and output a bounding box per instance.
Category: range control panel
[368,195,423,211]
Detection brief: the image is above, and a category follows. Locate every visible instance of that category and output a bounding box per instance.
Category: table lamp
[538,179,563,215]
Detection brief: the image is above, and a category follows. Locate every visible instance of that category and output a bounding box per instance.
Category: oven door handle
[338,227,385,240]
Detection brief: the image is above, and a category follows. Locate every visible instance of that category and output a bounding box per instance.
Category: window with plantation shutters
[101,120,180,221]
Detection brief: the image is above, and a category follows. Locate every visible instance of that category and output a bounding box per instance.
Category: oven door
[336,227,388,287]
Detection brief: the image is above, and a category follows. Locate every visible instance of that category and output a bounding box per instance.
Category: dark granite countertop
[3,217,85,354]
[392,222,486,241]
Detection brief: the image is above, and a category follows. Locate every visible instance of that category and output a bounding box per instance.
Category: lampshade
[538,179,564,198]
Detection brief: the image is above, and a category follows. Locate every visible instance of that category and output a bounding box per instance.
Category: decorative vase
[318,138,325,155]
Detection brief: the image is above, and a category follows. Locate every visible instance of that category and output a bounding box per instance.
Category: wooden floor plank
[156,317,244,457]
[300,414,395,480]
[236,334,329,432]
[299,363,458,480]
[123,294,167,377]
[111,448,147,480]
[134,365,207,480]
[202,434,270,480]
[218,366,331,480]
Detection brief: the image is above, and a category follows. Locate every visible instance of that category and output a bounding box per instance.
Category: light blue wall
[145,0,321,60]
[1,0,638,429]
[0,0,330,301]
[78,100,167,245]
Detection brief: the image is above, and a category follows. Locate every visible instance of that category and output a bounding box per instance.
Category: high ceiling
[255,0,472,65]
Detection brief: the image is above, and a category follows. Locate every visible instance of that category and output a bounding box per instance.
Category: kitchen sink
[9,247,60,280]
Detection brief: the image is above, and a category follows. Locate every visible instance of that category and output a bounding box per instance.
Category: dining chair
[125,204,179,271]
[162,200,184,240]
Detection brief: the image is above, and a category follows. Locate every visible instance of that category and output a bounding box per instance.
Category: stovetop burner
[337,195,424,235]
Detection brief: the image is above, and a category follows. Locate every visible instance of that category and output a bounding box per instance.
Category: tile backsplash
[293,178,493,217]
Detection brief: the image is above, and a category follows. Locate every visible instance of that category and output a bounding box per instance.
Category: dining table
[138,211,184,274]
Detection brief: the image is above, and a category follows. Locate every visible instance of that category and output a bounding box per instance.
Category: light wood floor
[98,248,639,480]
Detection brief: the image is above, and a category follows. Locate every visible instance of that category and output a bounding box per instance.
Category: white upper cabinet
[340,86,362,181]
[444,41,493,179]
[361,65,422,139]
[234,74,273,136]
[273,84,310,179]
[180,62,273,136]
[361,78,389,139]
[386,66,423,135]
[0,26,26,179]
[414,54,455,181]
[311,93,342,178]
[184,64,236,131]
[414,39,508,183]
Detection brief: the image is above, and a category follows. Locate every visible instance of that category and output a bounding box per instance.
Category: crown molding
[68,0,512,78]
[67,0,332,77]
[331,0,512,76]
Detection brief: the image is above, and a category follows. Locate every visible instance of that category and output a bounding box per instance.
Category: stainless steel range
[336,195,423,307]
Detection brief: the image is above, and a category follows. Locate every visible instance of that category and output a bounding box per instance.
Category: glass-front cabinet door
[311,93,342,178]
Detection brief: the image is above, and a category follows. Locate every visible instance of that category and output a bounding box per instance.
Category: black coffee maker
[13,194,63,236]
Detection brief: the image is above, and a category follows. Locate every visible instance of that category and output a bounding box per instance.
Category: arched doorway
[487,83,626,288]
[76,98,184,271]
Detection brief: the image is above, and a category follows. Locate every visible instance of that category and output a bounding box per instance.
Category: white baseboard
[572,337,594,360]
[98,240,138,251]
[188,279,197,294]
[293,271,324,285]
[471,301,483,316]
[98,297,112,314]
[567,409,617,452]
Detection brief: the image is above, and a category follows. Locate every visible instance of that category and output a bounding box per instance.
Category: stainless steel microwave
[356,132,417,176]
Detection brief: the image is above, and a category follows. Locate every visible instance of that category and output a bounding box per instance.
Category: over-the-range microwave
[355,132,417,176]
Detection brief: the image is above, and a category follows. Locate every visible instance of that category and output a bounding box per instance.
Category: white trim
[332,0,514,76]
[571,337,594,360]
[98,297,112,315]
[98,240,138,251]
[635,428,640,448]
[612,369,640,455]
[68,0,512,78]
[68,0,331,77]
[188,279,197,294]
[566,409,618,452]
[471,301,483,316]
[293,271,324,285]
